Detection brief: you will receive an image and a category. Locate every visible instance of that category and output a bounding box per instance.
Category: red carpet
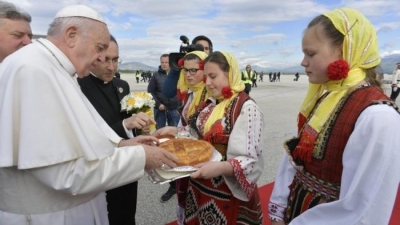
[166,183,400,225]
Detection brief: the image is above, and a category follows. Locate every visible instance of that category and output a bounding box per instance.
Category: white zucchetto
[55,5,105,24]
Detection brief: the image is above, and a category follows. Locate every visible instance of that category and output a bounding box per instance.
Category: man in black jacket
[147,54,180,130]
[78,35,155,225]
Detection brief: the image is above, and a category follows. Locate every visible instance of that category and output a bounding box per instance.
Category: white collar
[37,38,76,77]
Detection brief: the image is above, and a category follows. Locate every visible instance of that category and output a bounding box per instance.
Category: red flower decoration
[327,60,349,81]
[222,86,233,99]
[198,60,204,70]
[177,58,184,68]
[203,75,207,83]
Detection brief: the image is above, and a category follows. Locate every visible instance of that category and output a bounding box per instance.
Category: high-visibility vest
[242,70,254,84]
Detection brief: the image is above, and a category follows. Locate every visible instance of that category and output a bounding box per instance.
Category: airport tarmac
[119,73,397,225]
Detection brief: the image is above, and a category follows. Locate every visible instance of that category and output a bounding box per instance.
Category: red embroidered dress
[184,92,264,225]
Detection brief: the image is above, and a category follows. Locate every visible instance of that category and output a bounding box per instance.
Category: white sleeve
[268,153,297,221]
[28,145,146,195]
[224,100,264,201]
[122,120,134,138]
[290,105,400,225]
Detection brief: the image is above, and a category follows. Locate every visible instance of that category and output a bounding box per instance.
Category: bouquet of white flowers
[120,92,156,132]
[120,92,155,115]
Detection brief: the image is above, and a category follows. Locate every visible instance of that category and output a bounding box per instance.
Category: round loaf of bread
[159,138,213,167]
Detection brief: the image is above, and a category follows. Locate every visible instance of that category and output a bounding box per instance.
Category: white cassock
[0,39,146,225]
[269,105,400,225]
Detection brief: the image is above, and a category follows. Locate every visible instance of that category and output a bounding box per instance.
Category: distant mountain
[121,54,400,74]
[119,61,157,71]
[380,54,400,74]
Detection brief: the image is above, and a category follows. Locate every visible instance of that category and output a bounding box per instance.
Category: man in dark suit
[78,35,155,225]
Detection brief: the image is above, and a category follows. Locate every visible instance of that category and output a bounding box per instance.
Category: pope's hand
[123,112,155,130]
[143,145,179,170]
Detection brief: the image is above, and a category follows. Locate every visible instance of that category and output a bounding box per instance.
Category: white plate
[161,149,222,172]
[146,149,223,184]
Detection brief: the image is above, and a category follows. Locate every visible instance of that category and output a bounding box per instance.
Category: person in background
[0,0,32,63]
[0,5,178,224]
[242,64,254,94]
[148,53,180,130]
[252,70,258,88]
[78,35,155,225]
[153,51,211,224]
[268,8,400,225]
[294,72,300,81]
[135,70,140,83]
[114,70,121,78]
[390,62,400,101]
[259,71,264,82]
[147,53,181,203]
[187,51,264,224]
[162,35,213,98]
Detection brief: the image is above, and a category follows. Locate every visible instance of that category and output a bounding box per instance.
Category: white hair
[47,17,96,38]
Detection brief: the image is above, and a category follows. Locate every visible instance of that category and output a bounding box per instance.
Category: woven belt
[294,170,340,200]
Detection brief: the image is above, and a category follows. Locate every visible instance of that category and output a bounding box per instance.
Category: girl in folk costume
[176,51,212,129]
[154,51,211,224]
[186,51,264,224]
[268,8,400,225]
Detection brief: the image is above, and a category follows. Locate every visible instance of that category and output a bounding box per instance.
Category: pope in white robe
[0,5,177,225]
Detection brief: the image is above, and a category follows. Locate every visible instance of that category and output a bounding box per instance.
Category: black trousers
[244,83,251,94]
[106,182,138,225]
[390,86,400,101]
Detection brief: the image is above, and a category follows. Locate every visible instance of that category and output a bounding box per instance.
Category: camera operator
[162,35,213,98]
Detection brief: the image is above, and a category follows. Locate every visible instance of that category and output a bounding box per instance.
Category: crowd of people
[0,2,399,225]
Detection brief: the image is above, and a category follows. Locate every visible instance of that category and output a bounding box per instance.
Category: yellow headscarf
[298,8,380,135]
[176,51,211,118]
[203,51,245,134]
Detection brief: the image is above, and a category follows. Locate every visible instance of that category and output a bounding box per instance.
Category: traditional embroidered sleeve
[268,153,297,221]
[290,105,400,225]
[223,101,264,201]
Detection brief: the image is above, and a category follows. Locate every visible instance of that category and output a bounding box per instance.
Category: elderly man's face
[0,18,32,62]
[72,21,110,77]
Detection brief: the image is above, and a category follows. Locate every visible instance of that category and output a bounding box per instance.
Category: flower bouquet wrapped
[120,92,156,131]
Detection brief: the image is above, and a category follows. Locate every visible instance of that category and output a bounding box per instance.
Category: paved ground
[120,73,397,225]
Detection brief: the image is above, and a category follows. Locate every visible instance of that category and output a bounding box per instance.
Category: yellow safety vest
[242,70,254,84]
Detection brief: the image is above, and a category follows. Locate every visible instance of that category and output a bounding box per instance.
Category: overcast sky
[13,0,400,69]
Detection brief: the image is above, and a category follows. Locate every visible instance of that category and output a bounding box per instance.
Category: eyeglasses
[183,68,200,75]
[104,57,122,65]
